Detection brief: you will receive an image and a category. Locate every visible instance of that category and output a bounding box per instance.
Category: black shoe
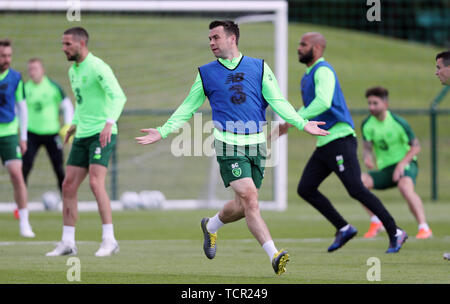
[272,250,289,275]
[386,229,408,253]
[201,218,217,259]
[328,225,358,252]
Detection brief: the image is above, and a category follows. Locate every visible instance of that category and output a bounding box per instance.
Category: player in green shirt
[435,51,450,260]
[46,27,127,257]
[136,20,329,275]
[23,58,74,193]
[435,50,450,86]
[361,86,432,239]
[0,39,35,238]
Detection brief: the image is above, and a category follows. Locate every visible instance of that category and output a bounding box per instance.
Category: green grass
[0,13,448,202]
[0,13,449,284]
[0,202,449,284]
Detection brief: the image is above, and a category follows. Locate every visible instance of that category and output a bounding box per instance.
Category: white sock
[102,224,116,241]
[396,228,403,237]
[62,225,75,245]
[418,223,430,231]
[340,224,351,232]
[18,208,30,227]
[262,240,278,261]
[206,213,224,234]
[370,215,381,223]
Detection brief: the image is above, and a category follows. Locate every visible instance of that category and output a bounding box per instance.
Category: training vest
[199,56,267,134]
[0,69,22,123]
[301,61,354,130]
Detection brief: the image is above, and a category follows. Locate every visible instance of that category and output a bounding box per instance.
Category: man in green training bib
[361,86,432,239]
[23,58,74,193]
[136,20,329,275]
[46,27,126,257]
[0,39,35,238]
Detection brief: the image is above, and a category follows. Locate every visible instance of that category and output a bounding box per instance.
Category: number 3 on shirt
[74,87,83,105]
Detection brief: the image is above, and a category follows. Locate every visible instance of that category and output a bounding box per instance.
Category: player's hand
[393,161,406,182]
[64,125,77,145]
[100,122,113,148]
[19,140,27,155]
[268,122,292,141]
[364,157,375,170]
[303,121,330,136]
[135,128,162,145]
[59,124,73,144]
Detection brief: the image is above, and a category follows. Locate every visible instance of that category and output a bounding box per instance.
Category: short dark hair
[0,39,12,47]
[436,51,450,67]
[209,20,240,45]
[365,86,389,100]
[63,27,89,44]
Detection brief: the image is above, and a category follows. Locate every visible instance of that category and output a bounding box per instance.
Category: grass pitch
[1,13,448,202]
[0,202,449,284]
[0,13,449,285]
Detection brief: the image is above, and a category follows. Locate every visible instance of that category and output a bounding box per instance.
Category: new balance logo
[226,72,245,84]
[336,155,345,172]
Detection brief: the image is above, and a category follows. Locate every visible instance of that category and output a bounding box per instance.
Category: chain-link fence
[288,0,449,47]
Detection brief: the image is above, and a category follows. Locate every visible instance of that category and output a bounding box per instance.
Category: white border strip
[0,1,286,12]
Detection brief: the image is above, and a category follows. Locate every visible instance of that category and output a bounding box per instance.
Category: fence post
[430,86,449,202]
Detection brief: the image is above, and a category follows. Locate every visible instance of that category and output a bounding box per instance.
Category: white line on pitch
[1,236,448,247]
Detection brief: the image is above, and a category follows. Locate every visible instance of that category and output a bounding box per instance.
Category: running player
[272,32,407,253]
[136,20,329,275]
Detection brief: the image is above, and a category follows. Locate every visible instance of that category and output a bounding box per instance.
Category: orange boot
[416,228,432,239]
[363,221,384,238]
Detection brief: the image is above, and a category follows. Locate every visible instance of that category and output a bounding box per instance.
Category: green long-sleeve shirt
[157,53,308,146]
[69,52,126,138]
[298,58,355,147]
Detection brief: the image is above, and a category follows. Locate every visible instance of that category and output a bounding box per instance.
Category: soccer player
[360,86,432,239]
[135,20,329,275]
[22,58,74,193]
[435,50,450,260]
[272,32,407,253]
[435,50,450,86]
[46,27,126,257]
[0,39,35,238]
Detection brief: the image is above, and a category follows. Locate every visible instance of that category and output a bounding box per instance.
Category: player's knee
[239,188,258,202]
[297,183,314,199]
[397,178,412,195]
[88,177,103,193]
[361,173,373,189]
[347,184,368,200]
[62,178,77,197]
[238,188,258,208]
[8,170,25,187]
[243,200,260,215]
